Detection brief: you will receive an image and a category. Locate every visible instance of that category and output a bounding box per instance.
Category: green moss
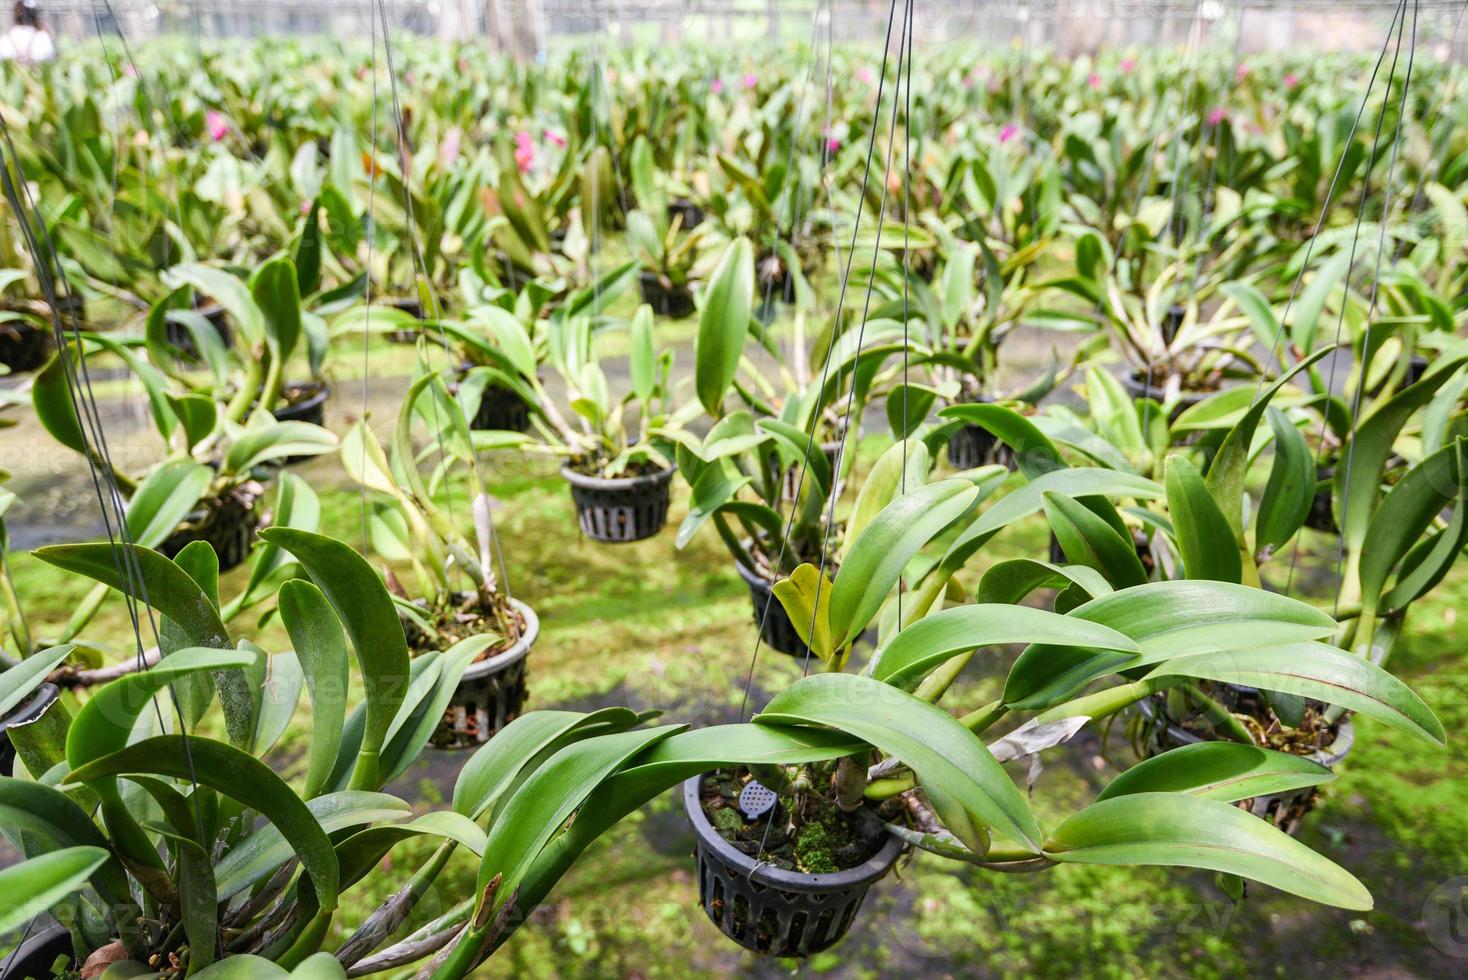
[794,819,841,875]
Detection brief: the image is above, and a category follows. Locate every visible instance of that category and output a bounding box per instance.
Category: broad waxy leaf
[71,735,342,913]
[871,604,1139,689]
[1148,641,1445,745]
[0,846,110,935]
[214,791,410,901]
[1255,407,1315,558]
[1164,454,1242,582]
[126,460,214,548]
[771,563,835,662]
[757,673,1043,851]
[258,528,411,790]
[1043,491,1149,588]
[1044,792,1371,910]
[1004,580,1336,709]
[830,480,981,648]
[0,645,72,717]
[279,580,350,800]
[939,403,1065,479]
[694,236,755,415]
[1097,742,1334,803]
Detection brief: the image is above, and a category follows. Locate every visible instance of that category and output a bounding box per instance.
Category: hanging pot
[470,383,532,433]
[1120,370,1211,424]
[561,465,674,543]
[777,439,842,502]
[0,683,59,776]
[1304,465,1337,533]
[386,296,425,343]
[683,773,903,957]
[0,313,55,374]
[756,252,797,305]
[734,560,810,659]
[272,381,330,427]
[636,271,696,319]
[167,301,235,361]
[158,484,263,573]
[1405,354,1428,388]
[0,922,72,980]
[1135,694,1354,836]
[429,599,539,750]
[667,198,705,230]
[944,394,1013,471]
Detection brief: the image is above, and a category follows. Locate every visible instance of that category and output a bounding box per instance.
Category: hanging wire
[897,0,913,633]
[1330,0,1418,620]
[360,1,381,554]
[749,0,912,876]
[735,0,903,725]
[1280,0,1413,602]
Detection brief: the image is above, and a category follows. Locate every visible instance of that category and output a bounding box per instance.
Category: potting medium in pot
[684,772,903,957]
[1136,693,1354,836]
[561,465,673,543]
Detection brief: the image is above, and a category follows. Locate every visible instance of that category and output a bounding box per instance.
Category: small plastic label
[738,779,777,821]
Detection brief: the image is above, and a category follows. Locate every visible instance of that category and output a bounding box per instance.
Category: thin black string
[897,0,913,634]
[750,0,909,877]
[1330,0,1418,620]
[735,0,902,726]
[801,0,912,686]
[360,5,381,556]
[1282,0,1412,602]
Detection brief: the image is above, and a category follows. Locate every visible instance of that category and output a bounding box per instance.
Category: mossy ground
[4,361,1465,977]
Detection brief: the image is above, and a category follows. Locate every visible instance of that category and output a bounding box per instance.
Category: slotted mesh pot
[431,599,539,750]
[562,465,673,543]
[470,384,532,433]
[158,488,261,572]
[683,775,902,957]
[735,560,809,659]
[945,394,1000,471]
[1136,694,1353,837]
[0,923,72,980]
[0,319,53,374]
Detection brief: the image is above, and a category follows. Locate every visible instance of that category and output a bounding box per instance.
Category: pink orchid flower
[1235,63,1250,82]
[1087,72,1102,90]
[205,110,229,142]
[999,123,1019,145]
[1284,73,1299,89]
[856,66,874,85]
[743,73,757,89]
[1207,107,1227,126]
[826,137,841,154]
[439,127,462,167]
[513,130,534,172]
[300,199,312,216]
[1121,57,1136,73]
[710,77,724,94]
[544,129,567,148]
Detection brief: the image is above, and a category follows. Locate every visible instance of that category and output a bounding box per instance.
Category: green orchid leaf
[1044,793,1370,910]
[1097,742,1334,804]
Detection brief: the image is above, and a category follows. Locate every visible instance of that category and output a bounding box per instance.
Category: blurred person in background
[0,1,56,64]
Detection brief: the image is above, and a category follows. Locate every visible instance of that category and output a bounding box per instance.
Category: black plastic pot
[430,600,538,750]
[470,383,532,432]
[1305,465,1337,533]
[0,683,59,776]
[945,395,1002,471]
[164,302,234,361]
[1136,695,1354,836]
[1049,528,1155,573]
[0,922,72,979]
[778,440,842,501]
[561,465,674,543]
[1405,354,1428,388]
[637,271,696,319]
[667,198,704,230]
[684,774,903,957]
[1120,371,1211,423]
[273,381,330,427]
[158,488,261,573]
[0,319,51,374]
[735,560,810,659]
[756,256,797,305]
[386,296,425,343]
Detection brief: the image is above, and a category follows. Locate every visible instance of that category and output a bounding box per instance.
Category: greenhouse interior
[1,0,1467,976]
